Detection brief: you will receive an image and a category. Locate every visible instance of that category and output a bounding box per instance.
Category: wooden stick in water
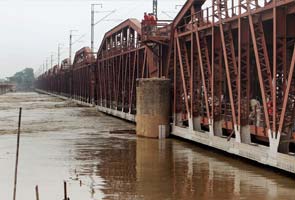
[35,185,39,200]
[64,181,70,200]
[13,107,22,200]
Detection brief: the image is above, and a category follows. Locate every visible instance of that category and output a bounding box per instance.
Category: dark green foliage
[8,68,35,91]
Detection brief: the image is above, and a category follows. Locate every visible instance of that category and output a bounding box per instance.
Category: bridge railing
[177,0,275,34]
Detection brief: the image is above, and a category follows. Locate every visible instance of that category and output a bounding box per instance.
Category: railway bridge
[36,0,295,173]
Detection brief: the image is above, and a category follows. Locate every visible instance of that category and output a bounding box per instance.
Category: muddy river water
[0,92,294,200]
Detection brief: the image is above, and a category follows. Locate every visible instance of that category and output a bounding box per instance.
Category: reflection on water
[0,93,294,200]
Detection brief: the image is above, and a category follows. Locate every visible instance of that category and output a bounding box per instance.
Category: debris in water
[109,129,136,135]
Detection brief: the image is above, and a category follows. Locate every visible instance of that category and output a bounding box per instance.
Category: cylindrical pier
[136,78,170,138]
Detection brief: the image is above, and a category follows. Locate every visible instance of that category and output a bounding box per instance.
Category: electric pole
[153,0,158,19]
[58,43,62,67]
[69,30,78,65]
[51,54,54,68]
[69,32,72,66]
[91,3,102,53]
[46,59,48,71]
[90,4,116,54]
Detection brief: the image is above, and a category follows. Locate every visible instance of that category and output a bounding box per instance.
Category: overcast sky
[0,0,195,78]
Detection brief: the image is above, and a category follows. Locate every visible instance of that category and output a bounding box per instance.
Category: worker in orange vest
[151,14,157,25]
[143,12,149,25]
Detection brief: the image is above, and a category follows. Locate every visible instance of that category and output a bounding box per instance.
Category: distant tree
[8,68,35,91]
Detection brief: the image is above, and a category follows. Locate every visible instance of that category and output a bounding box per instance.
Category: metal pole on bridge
[69,30,78,66]
[90,3,116,54]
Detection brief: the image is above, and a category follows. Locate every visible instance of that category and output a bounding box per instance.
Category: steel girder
[171,0,295,153]
[35,0,295,155]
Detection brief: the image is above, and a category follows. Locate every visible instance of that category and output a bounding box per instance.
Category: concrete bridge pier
[240,125,251,144]
[193,116,201,131]
[136,78,170,139]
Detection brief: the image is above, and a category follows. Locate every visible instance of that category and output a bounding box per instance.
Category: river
[0,92,294,200]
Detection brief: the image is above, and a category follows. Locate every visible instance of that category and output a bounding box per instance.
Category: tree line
[8,68,35,91]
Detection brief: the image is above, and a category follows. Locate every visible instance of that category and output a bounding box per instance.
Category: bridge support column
[136,78,170,138]
[213,120,223,137]
[193,116,201,131]
[268,130,280,155]
[278,134,290,154]
[240,125,251,144]
[174,113,182,126]
[268,131,291,155]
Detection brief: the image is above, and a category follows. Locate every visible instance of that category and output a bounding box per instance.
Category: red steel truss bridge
[36,0,295,158]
